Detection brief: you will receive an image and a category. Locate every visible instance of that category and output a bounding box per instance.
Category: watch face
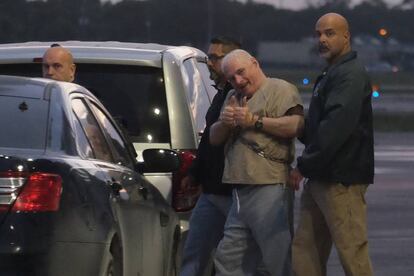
[255,119,263,130]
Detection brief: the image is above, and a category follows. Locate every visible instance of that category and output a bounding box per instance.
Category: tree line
[1,0,413,52]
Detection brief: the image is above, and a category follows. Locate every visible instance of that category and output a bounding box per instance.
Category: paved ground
[294,132,414,275]
[180,132,414,275]
[300,92,414,113]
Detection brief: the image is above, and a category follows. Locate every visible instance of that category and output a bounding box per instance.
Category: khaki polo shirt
[222,78,302,185]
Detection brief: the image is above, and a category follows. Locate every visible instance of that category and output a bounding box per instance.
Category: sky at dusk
[103,0,406,10]
[240,0,405,10]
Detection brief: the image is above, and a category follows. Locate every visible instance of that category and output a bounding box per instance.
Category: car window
[72,98,113,162]
[195,61,217,101]
[0,84,48,149]
[182,58,212,134]
[89,102,133,168]
[0,63,171,144]
[75,64,170,144]
[72,111,94,159]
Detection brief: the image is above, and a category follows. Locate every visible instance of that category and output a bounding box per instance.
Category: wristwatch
[254,116,263,130]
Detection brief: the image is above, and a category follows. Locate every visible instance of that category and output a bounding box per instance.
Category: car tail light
[172,150,199,212]
[0,172,62,212]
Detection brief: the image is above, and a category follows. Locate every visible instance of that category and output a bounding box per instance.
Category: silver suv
[0,41,215,231]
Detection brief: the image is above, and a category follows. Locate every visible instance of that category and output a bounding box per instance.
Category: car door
[71,95,148,275]
[82,96,173,276]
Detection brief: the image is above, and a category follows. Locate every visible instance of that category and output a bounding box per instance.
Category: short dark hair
[210,36,241,54]
[50,43,61,48]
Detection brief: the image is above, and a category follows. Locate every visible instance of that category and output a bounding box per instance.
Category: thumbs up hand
[229,95,238,107]
[220,95,237,127]
[234,96,255,128]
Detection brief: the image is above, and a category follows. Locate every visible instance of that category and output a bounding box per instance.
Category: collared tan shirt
[222,78,303,185]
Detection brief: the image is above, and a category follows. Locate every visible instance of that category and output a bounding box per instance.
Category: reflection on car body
[0,75,180,275]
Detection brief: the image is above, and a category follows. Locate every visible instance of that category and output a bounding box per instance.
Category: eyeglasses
[207,54,225,62]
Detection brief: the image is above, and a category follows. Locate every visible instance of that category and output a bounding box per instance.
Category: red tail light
[172,150,199,212]
[11,172,62,212]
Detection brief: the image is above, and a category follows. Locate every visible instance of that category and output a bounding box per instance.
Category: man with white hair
[210,49,304,276]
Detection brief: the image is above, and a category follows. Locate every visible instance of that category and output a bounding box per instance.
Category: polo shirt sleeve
[269,80,303,117]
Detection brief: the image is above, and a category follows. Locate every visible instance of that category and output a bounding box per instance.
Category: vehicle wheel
[107,237,123,276]
[105,256,114,276]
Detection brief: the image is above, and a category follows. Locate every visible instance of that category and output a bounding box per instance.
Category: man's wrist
[254,115,264,130]
[244,113,258,128]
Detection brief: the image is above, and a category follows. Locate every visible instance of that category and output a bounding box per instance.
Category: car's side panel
[82,94,179,276]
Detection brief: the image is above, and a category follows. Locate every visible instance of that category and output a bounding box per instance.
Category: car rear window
[0,84,49,149]
[0,63,170,144]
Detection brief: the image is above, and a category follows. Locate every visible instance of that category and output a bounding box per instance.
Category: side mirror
[141,149,180,173]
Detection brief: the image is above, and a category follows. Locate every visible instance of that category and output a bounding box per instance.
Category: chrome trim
[0,177,26,187]
[0,194,15,205]
[0,187,19,193]
[0,177,25,205]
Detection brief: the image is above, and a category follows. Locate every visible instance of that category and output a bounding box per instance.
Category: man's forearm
[209,120,232,145]
[261,114,304,138]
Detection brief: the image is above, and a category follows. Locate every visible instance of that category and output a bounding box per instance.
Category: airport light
[372,84,380,98]
[379,28,388,37]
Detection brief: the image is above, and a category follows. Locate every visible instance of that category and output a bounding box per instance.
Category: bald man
[42,46,76,82]
[291,13,374,276]
[210,49,304,276]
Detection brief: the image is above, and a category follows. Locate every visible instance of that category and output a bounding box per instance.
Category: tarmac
[294,132,414,275]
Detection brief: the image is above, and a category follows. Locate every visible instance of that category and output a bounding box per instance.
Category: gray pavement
[295,132,414,275]
[300,92,414,113]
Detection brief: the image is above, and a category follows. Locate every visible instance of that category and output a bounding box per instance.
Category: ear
[251,57,259,67]
[70,64,76,80]
[344,30,350,42]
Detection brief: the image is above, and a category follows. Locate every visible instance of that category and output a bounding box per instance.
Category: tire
[105,256,114,276]
[106,237,123,276]
[169,227,181,276]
